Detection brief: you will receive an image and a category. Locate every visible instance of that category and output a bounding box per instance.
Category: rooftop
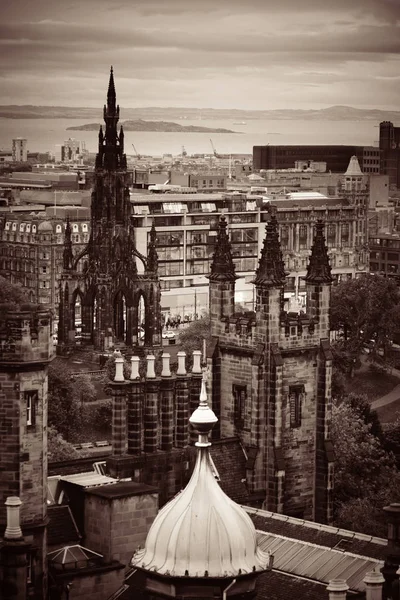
[85,480,157,500]
[245,507,386,561]
[60,472,118,488]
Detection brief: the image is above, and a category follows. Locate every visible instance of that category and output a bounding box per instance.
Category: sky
[1,0,400,110]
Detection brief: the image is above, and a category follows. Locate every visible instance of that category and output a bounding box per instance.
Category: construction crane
[209,138,230,160]
[132,144,141,160]
[209,138,219,158]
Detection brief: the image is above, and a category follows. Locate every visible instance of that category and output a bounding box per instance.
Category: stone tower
[339,155,369,270]
[58,68,162,353]
[208,216,334,523]
[0,306,53,599]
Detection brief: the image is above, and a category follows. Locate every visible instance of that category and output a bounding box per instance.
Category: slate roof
[256,531,382,593]
[209,437,249,504]
[246,507,387,561]
[255,570,329,600]
[47,505,81,547]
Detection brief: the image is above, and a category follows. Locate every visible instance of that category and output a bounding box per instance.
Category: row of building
[253,120,400,187]
[0,156,395,319]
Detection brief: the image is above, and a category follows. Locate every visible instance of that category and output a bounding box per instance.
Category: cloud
[0,0,399,109]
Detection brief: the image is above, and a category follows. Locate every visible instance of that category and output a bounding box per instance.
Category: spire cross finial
[199,369,208,407]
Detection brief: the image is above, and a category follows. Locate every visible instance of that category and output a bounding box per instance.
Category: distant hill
[0,104,399,122]
[66,119,237,133]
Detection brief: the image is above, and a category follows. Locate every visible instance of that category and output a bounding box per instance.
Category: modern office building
[379,121,400,188]
[131,184,367,316]
[253,144,381,174]
[370,233,400,280]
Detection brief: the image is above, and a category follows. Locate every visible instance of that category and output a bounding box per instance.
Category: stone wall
[0,307,53,600]
[54,563,124,600]
[84,483,158,568]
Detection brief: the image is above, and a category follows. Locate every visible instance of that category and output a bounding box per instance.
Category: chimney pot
[177,351,187,376]
[161,353,171,377]
[130,355,140,380]
[192,350,202,374]
[364,567,385,600]
[146,354,156,379]
[326,579,349,600]
[114,350,125,382]
[4,496,23,540]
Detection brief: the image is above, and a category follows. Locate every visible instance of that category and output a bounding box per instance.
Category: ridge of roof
[243,506,387,546]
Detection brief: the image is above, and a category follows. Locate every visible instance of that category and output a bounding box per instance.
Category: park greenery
[0,275,29,305]
[330,274,400,376]
[331,393,400,536]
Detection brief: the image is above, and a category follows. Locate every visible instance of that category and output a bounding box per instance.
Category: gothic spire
[209,216,236,281]
[253,214,286,287]
[97,67,124,170]
[63,217,73,271]
[107,66,116,114]
[146,220,158,273]
[304,220,333,284]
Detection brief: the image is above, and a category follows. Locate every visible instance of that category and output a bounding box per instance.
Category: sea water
[0,117,380,156]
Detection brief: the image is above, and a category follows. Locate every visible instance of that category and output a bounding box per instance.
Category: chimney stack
[326,579,349,600]
[363,568,385,600]
[0,497,29,600]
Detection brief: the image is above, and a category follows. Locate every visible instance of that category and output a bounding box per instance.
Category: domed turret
[131,373,270,579]
[38,220,53,232]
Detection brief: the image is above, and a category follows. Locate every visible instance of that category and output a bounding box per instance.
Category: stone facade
[208,217,334,523]
[0,214,89,311]
[0,306,54,599]
[84,482,158,568]
[58,68,162,353]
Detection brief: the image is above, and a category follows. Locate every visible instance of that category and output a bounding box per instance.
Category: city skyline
[0,0,399,111]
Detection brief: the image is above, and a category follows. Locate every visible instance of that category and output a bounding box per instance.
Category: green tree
[331,394,400,535]
[330,274,400,361]
[48,426,80,462]
[178,313,211,360]
[0,275,28,306]
[48,360,96,441]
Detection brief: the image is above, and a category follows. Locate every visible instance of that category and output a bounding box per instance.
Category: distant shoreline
[0,105,398,122]
[66,120,238,133]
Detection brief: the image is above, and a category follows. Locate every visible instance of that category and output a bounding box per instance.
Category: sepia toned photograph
[0,1,400,598]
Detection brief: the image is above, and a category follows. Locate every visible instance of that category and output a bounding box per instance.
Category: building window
[233,384,246,429]
[42,266,47,274]
[327,224,336,247]
[25,390,38,427]
[299,225,307,250]
[289,385,304,428]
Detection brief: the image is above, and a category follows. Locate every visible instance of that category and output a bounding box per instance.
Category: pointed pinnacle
[304,220,333,284]
[107,66,116,106]
[253,214,286,287]
[209,216,236,282]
